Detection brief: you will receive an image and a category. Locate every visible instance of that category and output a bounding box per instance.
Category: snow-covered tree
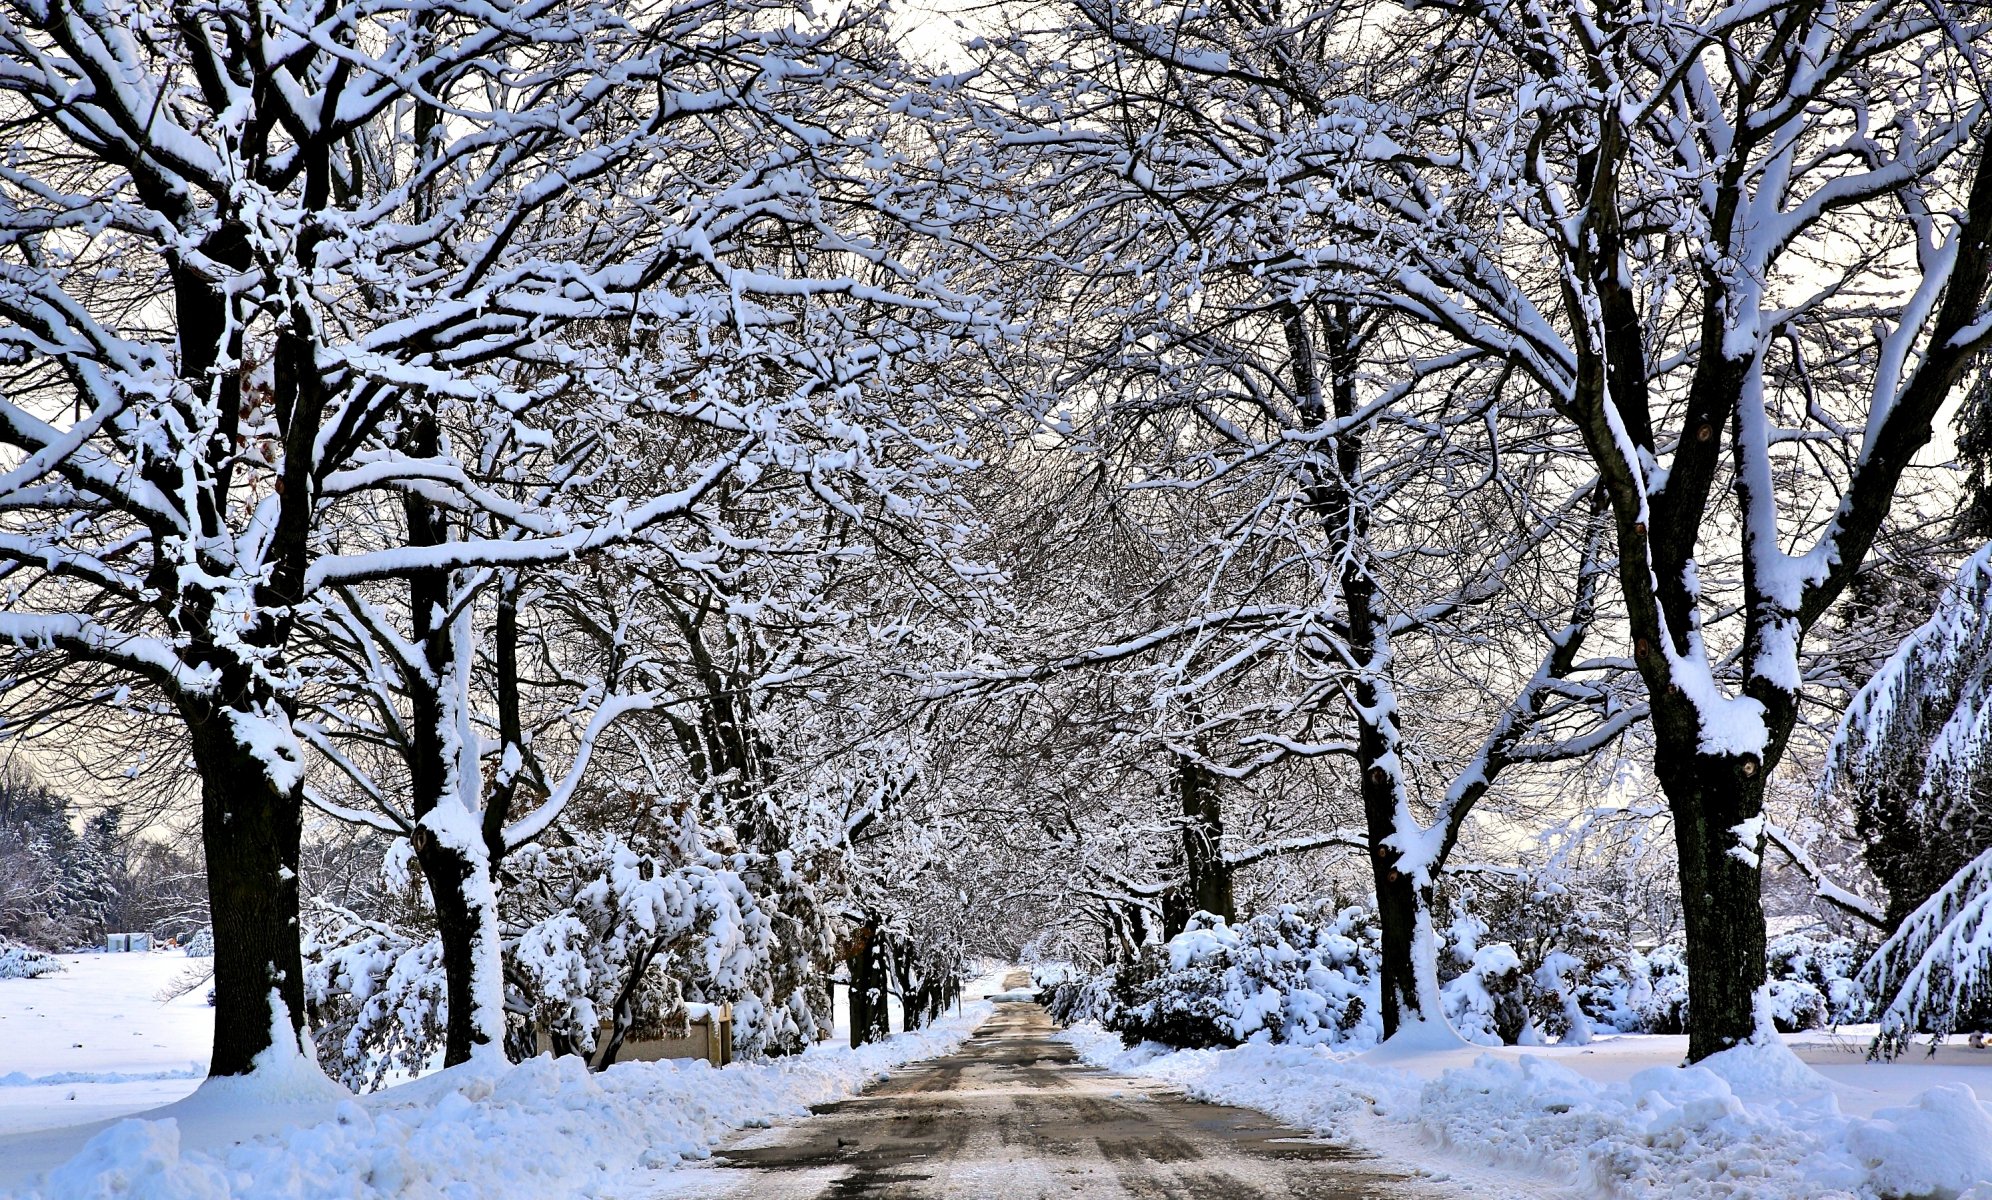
[941,1,1646,1041]
[1062,0,1992,1059]
[0,0,994,1075]
[1837,545,1992,1046]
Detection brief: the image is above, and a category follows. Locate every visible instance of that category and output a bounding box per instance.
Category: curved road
[669,981,1449,1199]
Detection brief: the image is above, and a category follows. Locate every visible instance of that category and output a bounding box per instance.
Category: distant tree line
[0,769,207,950]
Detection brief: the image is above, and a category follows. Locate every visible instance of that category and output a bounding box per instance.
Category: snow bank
[1058,1024,1992,1199]
[0,951,214,1138]
[8,1000,993,1199]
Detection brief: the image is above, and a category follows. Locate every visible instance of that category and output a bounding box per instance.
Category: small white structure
[104,933,151,953]
[535,1002,734,1068]
[617,1003,734,1067]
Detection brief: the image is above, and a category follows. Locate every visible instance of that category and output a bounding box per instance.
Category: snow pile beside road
[1059,1024,1992,1199]
[12,1000,993,1200]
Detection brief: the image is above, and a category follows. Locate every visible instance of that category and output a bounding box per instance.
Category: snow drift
[9,1000,993,1199]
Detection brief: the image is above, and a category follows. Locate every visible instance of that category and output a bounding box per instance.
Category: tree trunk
[847,919,891,1046]
[1176,754,1234,927]
[188,711,308,1077]
[1285,302,1444,1037]
[1657,743,1769,1060]
[1160,888,1191,940]
[402,401,507,1066]
[410,829,504,1065]
[1369,850,1440,1037]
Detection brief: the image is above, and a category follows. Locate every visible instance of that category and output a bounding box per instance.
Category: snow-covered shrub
[1103,903,1380,1050]
[0,943,60,978]
[304,906,449,1090]
[503,832,777,1063]
[1578,945,1691,1034]
[1437,875,1630,1044]
[1035,962,1117,1028]
[181,927,214,958]
[1442,943,1535,1046]
[1765,933,1869,1030]
[1532,952,1592,1045]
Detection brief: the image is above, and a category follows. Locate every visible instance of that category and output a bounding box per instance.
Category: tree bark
[1657,742,1770,1061]
[1176,754,1234,928]
[847,918,892,1046]
[1369,843,1438,1038]
[188,710,308,1077]
[402,405,506,1066]
[409,828,500,1065]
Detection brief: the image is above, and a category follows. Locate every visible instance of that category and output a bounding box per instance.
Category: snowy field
[0,958,1006,1198]
[0,951,212,1138]
[1060,1021,1992,1199]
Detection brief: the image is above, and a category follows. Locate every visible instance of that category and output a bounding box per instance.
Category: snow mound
[1058,1021,1992,1199]
[11,1001,994,1199]
[1849,1084,1992,1200]
[1699,1035,1834,1100]
[44,1120,229,1200]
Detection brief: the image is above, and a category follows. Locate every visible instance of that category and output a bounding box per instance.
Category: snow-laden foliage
[0,942,59,979]
[306,825,778,1089]
[1864,848,1992,1054]
[1834,545,1992,807]
[1572,935,1867,1037]
[1765,935,1870,1032]
[1442,943,1535,1047]
[1047,905,1381,1050]
[1578,948,1692,1036]
[305,909,448,1090]
[1830,545,1992,1048]
[509,836,774,1060]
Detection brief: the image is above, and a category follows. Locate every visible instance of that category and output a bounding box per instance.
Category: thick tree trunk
[1176,754,1234,927]
[1369,850,1440,1037]
[847,919,891,1046]
[188,711,308,1077]
[1657,742,1769,1060]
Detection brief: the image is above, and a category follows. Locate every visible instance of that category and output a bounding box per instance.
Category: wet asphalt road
[666,977,1447,1200]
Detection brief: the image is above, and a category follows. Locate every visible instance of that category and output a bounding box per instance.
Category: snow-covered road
[657,981,1453,1200]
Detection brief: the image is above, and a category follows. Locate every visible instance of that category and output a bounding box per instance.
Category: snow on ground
[0,951,212,1137]
[0,966,1003,1199]
[1059,1022,1992,1199]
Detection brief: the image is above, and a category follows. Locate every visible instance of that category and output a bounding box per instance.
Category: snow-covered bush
[1035,962,1117,1028]
[1443,942,1535,1046]
[1532,952,1592,1045]
[1578,945,1691,1034]
[1765,933,1869,1031]
[506,835,775,1063]
[181,928,214,958]
[0,943,60,978]
[1039,981,1108,1027]
[1100,904,1380,1050]
[1438,888,1590,1045]
[304,907,449,1090]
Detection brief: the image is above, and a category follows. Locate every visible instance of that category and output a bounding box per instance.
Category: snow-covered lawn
[0,964,1005,1198]
[0,951,213,1138]
[1060,1022,1992,1199]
